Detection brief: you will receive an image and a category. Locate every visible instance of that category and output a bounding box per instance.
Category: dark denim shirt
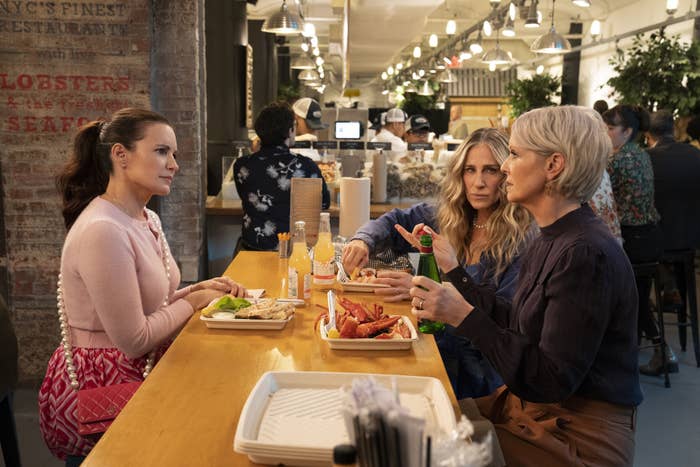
[352,202,525,398]
[234,145,330,250]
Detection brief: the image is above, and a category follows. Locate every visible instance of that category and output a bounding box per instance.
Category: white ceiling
[247,0,643,87]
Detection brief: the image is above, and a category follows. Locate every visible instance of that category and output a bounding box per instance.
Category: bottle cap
[333,444,357,464]
[295,220,306,229]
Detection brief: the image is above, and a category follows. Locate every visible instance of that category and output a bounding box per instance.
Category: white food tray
[319,316,417,350]
[200,313,294,330]
[234,371,456,466]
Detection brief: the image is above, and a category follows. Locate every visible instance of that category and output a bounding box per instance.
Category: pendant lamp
[531,0,571,54]
[262,0,303,36]
[417,81,434,96]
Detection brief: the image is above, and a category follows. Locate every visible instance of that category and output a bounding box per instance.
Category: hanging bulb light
[418,69,426,77]
[381,72,388,80]
[388,65,394,75]
[459,50,473,62]
[261,0,304,35]
[312,47,320,56]
[310,36,318,48]
[315,56,324,67]
[418,80,434,96]
[429,34,438,47]
[489,0,501,6]
[666,0,679,15]
[590,19,601,39]
[446,19,457,35]
[531,0,571,54]
[483,20,492,37]
[536,64,545,74]
[572,0,591,7]
[525,0,540,28]
[396,62,404,71]
[488,62,497,72]
[300,41,309,52]
[302,22,316,37]
[469,30,484,54]
[502,15,516,37]
[405,82,418,93]
[509,2,517,20]
[413,46,422,58]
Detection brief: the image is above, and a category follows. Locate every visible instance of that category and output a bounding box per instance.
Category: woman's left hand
[409,276,474,327]
[191,277,246,298]
[372,270,412,302]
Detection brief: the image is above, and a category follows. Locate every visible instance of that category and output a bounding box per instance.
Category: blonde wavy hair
[436,128,532,278]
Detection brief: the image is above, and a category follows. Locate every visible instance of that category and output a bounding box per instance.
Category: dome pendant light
[417,80,434,96]
[572,0,591,7]
[482,29,512,65]
[531,0,571,54]
[262,0,303,36]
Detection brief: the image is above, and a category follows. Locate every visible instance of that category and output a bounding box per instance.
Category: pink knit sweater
[60,197,193,359]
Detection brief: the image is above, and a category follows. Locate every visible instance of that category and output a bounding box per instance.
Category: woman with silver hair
[409,106,641,466]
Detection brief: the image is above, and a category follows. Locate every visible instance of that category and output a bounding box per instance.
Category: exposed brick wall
[0,0,205,383]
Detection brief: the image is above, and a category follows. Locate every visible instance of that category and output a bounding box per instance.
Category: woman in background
[39,108,246,466]
[603,105,673,374]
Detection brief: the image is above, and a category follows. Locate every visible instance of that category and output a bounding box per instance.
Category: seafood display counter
[81,251,463,466]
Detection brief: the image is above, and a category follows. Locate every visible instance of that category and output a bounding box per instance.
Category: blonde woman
[410,106,641,466]
[343,128,533,398]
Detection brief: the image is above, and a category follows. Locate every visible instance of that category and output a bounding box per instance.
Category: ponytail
[56,107,171,230]
[602,104,650,142]
[56,120,112,230]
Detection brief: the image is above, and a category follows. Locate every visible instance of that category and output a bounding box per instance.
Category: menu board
[408,143,433,151]
[339,141,365,150]
[366,142,391,150]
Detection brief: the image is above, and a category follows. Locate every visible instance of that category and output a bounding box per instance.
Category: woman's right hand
[183,289,227,312]
[394,224,460,272]
[342,239,370,274]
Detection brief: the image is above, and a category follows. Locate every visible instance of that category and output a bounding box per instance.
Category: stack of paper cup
[339,177,370,238]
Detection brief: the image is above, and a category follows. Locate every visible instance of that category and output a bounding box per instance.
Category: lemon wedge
[327,328,340,339]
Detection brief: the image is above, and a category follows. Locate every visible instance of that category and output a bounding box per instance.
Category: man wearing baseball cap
[292,97,328,160]
[404,114,431,144]
[370,107,407,158]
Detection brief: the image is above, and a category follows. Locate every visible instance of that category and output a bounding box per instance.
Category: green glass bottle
[416,233,445,333]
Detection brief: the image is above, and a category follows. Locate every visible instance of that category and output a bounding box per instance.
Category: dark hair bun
[634,105,650,132]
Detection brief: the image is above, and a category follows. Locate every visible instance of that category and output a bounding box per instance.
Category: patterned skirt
[38,345,167,460]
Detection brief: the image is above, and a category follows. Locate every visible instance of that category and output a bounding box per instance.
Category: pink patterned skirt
[38,345,167,460]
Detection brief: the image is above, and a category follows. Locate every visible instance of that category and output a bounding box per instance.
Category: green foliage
[607,29,700,117]
[505,74,561,118]
[400,81,440,116]
[277,83,301,103]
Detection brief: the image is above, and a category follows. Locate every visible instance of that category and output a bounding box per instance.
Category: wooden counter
[206,196,417,219]
[82,252,459,467]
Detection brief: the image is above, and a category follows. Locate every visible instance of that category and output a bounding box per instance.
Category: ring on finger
[417,299,424,310]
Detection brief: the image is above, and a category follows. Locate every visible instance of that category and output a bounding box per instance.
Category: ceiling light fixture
[381,72,388,80]
[536,64,545,74]
[315,56,324,67]
[438,69,457,83]
[502,15,516,36]
[572,0,591,7]
[302,22,316,37]
[298,68,319,81]
[590,19,601,38]
[489,0,501,6]
[429,34,439,47]
[483,20,492,36]
[666,0,679,15]
[446,19,457,35]
[418,80,434,96]
[261,0,303,35]
[482,29,512,65]
[405,82,418,93]
[388,66,394,75]
[531,0,571,54]
[469,30,484,54]
[291,55,315,69]
[413,46,422,58]
[396,62,404,70]
[525,0,540,28]
[488,62,497,72]
[509,1,517,20]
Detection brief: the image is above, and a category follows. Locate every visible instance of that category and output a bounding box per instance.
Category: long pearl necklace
[57,209,170,390]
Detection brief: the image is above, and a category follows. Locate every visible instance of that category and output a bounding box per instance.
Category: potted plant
[607,28,700,117]
[505,74,561,118]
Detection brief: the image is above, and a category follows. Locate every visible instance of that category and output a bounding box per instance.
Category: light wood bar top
[82,251,459,467]
[206,195,416,219]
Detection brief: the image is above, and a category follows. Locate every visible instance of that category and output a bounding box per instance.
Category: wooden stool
[661,249,700,367]
[633,261,670,388]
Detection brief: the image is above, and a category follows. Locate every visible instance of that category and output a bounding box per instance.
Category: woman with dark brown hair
[39,108,246,466]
